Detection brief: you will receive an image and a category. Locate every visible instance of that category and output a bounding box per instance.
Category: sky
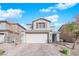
[0,3,79,31]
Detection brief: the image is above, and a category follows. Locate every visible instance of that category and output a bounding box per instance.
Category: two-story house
[0,21,26,44]
[23,18,60,43]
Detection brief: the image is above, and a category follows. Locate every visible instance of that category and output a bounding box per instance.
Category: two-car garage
[25,32,48,43]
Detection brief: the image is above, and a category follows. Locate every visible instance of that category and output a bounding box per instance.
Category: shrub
[60,48,70,55]
[0,49,5,55]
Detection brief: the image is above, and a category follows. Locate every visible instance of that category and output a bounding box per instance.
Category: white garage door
[0,33,4,43]
[26,33,48,43]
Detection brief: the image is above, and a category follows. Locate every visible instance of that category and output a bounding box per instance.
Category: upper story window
[36,22,46,29]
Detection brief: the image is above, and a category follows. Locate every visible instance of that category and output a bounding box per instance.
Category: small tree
[66,22,79,49]
[66,22,78,32]
[72,30,79,49]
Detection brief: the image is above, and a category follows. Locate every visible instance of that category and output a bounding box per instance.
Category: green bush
[0,49,5,55]
[60,48,70,56]
[62,48,69,55]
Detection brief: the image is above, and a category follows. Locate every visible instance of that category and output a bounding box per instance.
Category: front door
[52,34,56,42]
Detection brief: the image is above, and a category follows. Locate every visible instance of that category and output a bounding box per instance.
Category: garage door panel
[0,33,4,43]
[26,33,48,43]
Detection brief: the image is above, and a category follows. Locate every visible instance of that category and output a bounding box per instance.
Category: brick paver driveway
[4,43,63,56]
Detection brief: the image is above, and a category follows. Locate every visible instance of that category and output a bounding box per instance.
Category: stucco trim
[0,30,19,34]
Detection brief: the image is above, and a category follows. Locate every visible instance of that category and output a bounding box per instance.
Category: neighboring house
[23,18,60,43]
[0,21,26,44]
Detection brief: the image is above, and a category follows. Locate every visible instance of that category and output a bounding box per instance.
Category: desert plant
[61,48,70,55]
[0,49,5,55]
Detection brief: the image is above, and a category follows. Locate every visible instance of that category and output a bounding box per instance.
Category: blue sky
[0,3,79,31]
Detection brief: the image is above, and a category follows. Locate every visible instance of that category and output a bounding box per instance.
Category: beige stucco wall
[21,31,26,43]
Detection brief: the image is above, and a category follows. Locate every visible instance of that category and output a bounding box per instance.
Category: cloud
[39,6,54,13]
[55,3,77,10]
[44,14,59,22]
[39,3,77,13]
[52,9,57,13]
[0,7,24,20]
[39,8,51,12]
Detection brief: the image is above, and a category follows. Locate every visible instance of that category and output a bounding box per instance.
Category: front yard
[0,43,79,56]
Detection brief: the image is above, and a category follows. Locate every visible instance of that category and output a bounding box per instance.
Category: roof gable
[33,18,51,23]
[0,20,26,30]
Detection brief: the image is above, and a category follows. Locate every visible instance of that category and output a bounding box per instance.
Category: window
[0,25,6,30]
[36,23,46,28]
